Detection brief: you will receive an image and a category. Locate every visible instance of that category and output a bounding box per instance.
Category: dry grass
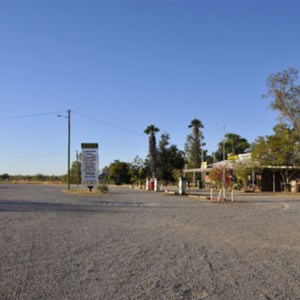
[61,187,104,196]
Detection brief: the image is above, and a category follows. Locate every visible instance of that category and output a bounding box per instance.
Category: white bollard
[154,178,158,192]
[160,182,163,192]
[179,177,186,195]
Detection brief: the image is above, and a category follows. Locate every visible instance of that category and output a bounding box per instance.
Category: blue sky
[1,0,299,175]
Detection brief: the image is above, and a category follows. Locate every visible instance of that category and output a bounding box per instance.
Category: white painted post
[179,177,183,195]
[154,178,158,192]
[223,187,226,201]
[160,182,163,192]
[179,177,186,195]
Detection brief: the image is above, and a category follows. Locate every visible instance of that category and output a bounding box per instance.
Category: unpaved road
[1,184,300,299]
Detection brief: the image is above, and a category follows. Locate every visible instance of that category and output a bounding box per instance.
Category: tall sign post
[57,109,71,190]
[81,143,99,191]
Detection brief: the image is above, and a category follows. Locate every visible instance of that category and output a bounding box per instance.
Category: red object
[150,181,154,190]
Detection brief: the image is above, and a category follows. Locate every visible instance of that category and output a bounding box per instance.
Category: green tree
[156,133,185,183]
[0,173,10,181]
[108,160,131,184]
[35,174,46,181]
[252,123,300,191]
[144,124,160,177]
[129,156,146,184]
[156,132,170,180]
[233,159,261,189]
[264,67,300,136]
[168,145,185,181]
[214,133,250,161]
[70,160,81,184]
[185,118,204,168]
[61,161,81,184]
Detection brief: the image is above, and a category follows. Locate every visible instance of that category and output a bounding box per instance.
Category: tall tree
[70,160,81,184]
[185,118,204,168]
[129,156,146,184]
[264,67,300,136]
[214,133,250,161]
[108,160,131,184]
[156,132,170,180]
[144,124,160,177]
[156,132,185,183]
[252,123,300,191]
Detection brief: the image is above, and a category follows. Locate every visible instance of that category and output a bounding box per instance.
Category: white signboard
[81,143,99,185]
[238,153,251,160]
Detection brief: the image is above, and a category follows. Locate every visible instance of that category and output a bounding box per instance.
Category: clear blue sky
[1,0,299,175]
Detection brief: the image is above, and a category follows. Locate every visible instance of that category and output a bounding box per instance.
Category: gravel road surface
[1,184,300,299]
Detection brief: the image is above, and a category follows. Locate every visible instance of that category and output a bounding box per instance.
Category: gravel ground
[1,184,300,299]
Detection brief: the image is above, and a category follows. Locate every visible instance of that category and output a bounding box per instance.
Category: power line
[72,110,144,137]
[0,110,66,120]
[0,152,65,159]
[0,109,145,136]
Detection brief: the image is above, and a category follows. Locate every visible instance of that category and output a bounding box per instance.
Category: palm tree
[187,118,204,168]
[188,118,204,141]
[144,124,160,178]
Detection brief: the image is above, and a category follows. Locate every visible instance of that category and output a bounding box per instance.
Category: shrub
[98,183,109,193]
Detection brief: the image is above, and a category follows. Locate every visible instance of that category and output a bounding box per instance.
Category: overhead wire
[0,109,148,169]
[72,110,145,137]
[0,110,69,161]
[0,109,150,137]
[0,110,66,120]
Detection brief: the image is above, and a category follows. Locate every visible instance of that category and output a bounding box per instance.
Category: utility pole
[68,109,71,190]
[58,109,71,190]
[222,125,226,200]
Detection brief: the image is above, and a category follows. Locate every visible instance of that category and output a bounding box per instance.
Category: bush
[98,183,109,193]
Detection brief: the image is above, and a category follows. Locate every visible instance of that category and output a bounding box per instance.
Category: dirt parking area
[1,184,300,299]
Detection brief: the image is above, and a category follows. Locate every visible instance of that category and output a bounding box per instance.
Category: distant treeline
[0,173,62,183]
